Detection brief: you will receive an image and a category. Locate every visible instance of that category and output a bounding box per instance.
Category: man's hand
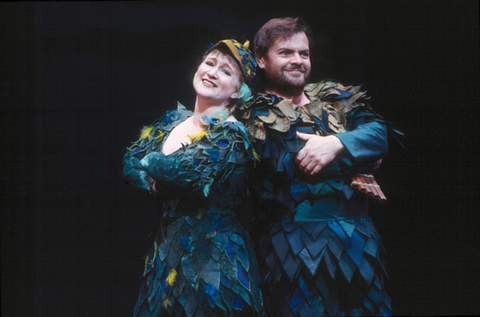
[295,132,345,175]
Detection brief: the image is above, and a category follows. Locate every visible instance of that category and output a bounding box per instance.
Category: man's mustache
[282,65,306,72]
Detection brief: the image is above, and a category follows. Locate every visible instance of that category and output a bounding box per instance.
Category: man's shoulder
[304,80,339,93]
[304,80,366,101]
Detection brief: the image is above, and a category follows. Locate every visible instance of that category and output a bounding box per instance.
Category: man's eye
[280,51,289,56]
[301,52,309,58]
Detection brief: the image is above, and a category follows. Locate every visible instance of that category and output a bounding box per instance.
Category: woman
[123,40,264,316]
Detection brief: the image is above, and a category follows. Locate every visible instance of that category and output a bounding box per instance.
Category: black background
[3,1,479,316]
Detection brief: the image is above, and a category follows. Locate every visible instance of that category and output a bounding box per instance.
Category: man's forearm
[335,121,388,164]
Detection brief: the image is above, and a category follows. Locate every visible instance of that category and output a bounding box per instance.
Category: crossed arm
[295,121,388,175]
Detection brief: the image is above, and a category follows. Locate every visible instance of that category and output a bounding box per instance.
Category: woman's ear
[230,91,239,99]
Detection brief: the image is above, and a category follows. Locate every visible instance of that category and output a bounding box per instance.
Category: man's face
[257,32,311,95]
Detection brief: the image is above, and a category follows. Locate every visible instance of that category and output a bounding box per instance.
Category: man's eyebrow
[277,47,293,51]
[275,47,309,53]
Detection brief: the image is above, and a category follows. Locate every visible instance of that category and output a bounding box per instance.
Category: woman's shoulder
[151,102,193,129]
[143,103,192,137]
[127,103,192,155]
[197,119,256,161]
[204,119,251,145]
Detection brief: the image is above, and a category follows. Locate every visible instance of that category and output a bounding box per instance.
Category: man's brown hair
[254,17,314,58]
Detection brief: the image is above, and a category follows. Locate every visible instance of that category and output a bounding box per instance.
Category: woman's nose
[207,67,218,78]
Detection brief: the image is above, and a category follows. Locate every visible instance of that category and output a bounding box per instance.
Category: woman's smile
[202,78,217,87]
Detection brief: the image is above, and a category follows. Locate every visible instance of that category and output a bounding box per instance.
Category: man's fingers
[298,159,323,175]
[297,158,307,171]
[296,149,306,165]
[310,165,322,175]
[304,161,316,173]
[296,131,312,141]
[297,152,324,175]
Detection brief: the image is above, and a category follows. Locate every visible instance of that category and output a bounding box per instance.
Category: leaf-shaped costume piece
[236,80,404,316]
[123,103,264,317]
[258,218,391,316]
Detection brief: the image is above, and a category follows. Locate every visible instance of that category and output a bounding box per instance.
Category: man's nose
[290,53,302,65]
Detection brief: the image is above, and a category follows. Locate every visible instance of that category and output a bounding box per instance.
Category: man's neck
[266,88,310,107]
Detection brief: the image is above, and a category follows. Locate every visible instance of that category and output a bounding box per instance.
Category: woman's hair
[254,17,314,58]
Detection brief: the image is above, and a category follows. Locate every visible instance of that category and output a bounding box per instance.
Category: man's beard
[264,64,310,96]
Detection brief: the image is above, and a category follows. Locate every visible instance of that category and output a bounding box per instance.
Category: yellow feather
[253,148,260,162]
[154,130,164,140]
[188,130,207,143]
[243,40,250,49]
[143,255,149,276]
[166,268,177,286]
[140,126,154,139]
[152,241,158,262]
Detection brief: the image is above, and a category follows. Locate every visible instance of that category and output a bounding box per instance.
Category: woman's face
[193,50,242,105]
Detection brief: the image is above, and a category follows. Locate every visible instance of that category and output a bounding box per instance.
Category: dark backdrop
[3,1,479,316]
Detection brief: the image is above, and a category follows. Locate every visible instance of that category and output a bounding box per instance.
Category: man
[238,17,404,316]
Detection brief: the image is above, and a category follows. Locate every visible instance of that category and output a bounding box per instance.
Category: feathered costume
[237,80,408,316]
[123,104,264,317]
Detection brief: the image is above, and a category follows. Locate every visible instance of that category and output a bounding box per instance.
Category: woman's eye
[222,69,231,76]
[206,61,214,66]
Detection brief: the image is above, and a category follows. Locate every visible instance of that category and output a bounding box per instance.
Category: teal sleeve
[122,147,155,193]
[122,105,193,194]
[142,122,254,198]
[335,121,388,165]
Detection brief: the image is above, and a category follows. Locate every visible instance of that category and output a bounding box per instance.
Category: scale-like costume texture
[123,104,264,317]
[237,81,407,316]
